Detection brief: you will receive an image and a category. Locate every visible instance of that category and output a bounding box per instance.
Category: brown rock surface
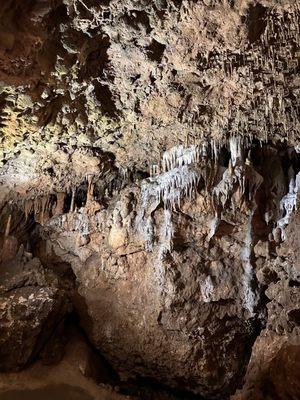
[0,1,299,399]
[0,329,133,400]
[0,251,72,371]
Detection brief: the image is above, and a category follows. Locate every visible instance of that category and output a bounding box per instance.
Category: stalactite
[213,166,236,209]
[40,195,49,225]
[229,136,243,166]
[137,139,297,265]
[86,175,94,207]
[120,167,128,181]
[245,166,263,201]
[4,214,11,237]
[161,145,200,172]
[150,166,200,210]
[53,193,65,217]
[274,169,300,241]
[70,188,76,213]
[24,199,34,221]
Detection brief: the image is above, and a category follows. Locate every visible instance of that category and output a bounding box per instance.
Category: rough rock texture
[0,1,300,399]
[0,245,72,371]
[0,0,299,167]
[233,212,300,400]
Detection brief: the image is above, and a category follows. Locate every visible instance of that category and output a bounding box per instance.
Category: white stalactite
[140,164,200,214]
[70,188,76,213]
[229,136,243,166]
[275,170,300,240]
[161,145,200,172]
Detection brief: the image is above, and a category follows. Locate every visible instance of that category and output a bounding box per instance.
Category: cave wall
[0,1,300,400]
[0,0,299,167]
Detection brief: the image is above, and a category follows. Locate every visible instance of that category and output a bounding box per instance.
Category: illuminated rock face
[0,1,300,399]
[0,0,299,166]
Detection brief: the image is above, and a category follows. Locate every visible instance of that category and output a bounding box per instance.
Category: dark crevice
[247,3,267,43]
[124,10,152,34]
[78,35,111,81]
[288,309,300,325]
[147,39,166,63]
[94,83,119,118]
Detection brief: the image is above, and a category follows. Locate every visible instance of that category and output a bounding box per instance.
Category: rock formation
[0,1,299,399]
